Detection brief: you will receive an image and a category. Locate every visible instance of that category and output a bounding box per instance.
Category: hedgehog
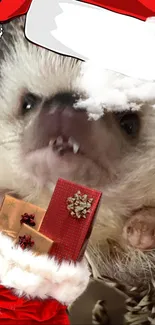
[1,16,155,324]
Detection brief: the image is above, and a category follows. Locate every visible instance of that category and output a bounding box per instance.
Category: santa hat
[24,0,155,118]
[23,0,155,81]
[1,1,155,115]
[1,0,155,81]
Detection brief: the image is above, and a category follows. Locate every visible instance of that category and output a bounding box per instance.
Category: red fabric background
[0,285,70,325]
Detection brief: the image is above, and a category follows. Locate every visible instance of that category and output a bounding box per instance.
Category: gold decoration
[67,191,93,219]
[7,200,16,209]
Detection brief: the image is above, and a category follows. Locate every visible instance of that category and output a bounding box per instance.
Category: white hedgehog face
[1,17,155,289]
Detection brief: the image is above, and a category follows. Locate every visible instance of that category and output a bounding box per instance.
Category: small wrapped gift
[16,223,54,254]
[0,195,45,238]
[0,179,102,261]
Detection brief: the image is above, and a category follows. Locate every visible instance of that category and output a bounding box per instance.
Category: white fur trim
[76,62,155,120]
[0,232,90,305]
[26,0,155,81]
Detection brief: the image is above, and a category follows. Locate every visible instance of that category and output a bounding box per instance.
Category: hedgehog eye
[115,111,140,137]
[22,93,39,115]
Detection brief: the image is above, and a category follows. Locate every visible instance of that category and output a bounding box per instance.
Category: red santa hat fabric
[0,0,155,23]
[0,285,69,325]
[1,0,155,81]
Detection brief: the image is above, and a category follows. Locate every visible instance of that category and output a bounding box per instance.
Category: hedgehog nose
[45,92,89,137]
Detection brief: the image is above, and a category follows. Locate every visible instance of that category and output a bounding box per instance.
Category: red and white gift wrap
[0,178,101,324]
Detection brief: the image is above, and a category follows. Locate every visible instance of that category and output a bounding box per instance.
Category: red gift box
[40,178,102,262]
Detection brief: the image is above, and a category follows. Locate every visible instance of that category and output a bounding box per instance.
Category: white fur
[0,232,90,305]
